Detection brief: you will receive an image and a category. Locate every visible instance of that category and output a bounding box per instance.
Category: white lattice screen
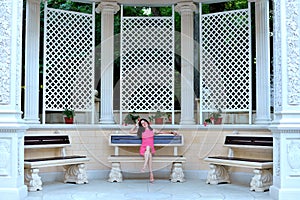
[200,8,252,123]
[120,12,175,116]
[43,7,94,123]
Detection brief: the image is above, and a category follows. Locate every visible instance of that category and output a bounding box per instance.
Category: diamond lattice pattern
[44,8,94,111]
[121,17,174,112]
[201,9,251,112]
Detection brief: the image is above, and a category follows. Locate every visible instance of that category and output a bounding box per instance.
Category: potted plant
[123,112,140,125]
[166,113,172,123]
[63,108,75,124]
[149,110,166,124]
[204,108,222,126]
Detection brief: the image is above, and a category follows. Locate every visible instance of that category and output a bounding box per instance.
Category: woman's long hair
[137,118,153,138]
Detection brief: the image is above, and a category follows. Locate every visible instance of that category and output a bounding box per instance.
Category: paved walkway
[25,178,273,200]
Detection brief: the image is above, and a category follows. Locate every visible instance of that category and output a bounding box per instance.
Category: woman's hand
[170,131,178,135]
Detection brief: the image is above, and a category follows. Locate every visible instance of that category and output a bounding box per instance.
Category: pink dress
[139,129,156,156]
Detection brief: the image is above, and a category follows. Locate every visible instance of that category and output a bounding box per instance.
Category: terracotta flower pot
[214,118,223,124]
[155,118,163,124]
[64,117,74,124]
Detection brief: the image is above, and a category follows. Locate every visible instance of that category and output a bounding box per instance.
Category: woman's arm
[154,129,177,135]
[129,124,138,134]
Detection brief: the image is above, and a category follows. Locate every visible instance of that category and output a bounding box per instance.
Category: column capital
[249,0,269,3]
[96,2,120,14]
[28,0,41,4]
[175,2,197,15]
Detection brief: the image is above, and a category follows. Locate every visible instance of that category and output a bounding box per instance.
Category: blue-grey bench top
[109,134,184,146]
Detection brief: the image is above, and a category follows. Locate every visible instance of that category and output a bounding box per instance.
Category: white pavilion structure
[0,0,300,199]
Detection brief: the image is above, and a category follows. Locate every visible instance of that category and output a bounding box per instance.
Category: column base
[24,119,40,124]
[99,119,115,124]
[0,185,28,200]
[270,185,300,200]
[179,120,196,125]
[254,118,272,125]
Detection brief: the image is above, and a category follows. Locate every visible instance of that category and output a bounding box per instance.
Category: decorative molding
[287,140,300,175]
[0,140,10,176]
[18,138,21,175]
[273,0,282,112]
[286,0,300,105]
[0,1,11,105]
[274,136,280,176]
[15,0,23,110]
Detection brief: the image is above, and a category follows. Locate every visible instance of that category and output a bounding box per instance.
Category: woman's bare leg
[149,152,154,183]
[142,146,151,172]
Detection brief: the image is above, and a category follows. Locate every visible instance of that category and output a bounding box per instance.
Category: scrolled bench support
[64,164,88,184]
[24,168,42,192]
[206,164,230,185]
[170,162,185,182]
[250,169,273,192]
[108,162,123,182]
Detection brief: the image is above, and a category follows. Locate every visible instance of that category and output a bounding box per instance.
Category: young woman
[129,118,177,183]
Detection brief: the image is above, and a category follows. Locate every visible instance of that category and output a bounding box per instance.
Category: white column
[0,0,28,199]
[254,0,272,124]
[96,2,119,124]
[270,0,300,199]
[175,2,196,125]
[24,0,41,124]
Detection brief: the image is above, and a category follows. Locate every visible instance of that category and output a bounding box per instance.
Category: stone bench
[108,134,186,183]
[204,134,273,192]
[24,134,89,191]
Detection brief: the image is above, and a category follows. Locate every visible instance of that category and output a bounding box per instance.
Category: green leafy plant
[204,108,222,126]
[124,112,140,124]
[62,108,74,119]
[148,110,167,122]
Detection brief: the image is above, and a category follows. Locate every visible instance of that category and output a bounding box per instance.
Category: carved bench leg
[206,164,230,185]
[250,169,273,192]
[64,164,88,184]
[108,162,123,182]
[24,168,43,192]
[170,162,185,183]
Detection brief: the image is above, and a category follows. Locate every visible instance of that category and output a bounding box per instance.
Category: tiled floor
[25,178,273,200]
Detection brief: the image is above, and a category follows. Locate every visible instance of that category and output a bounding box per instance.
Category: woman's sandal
[149,173,154,183]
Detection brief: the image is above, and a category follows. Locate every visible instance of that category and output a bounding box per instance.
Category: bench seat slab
[108,155,186,163]
[24,157,90,168]
[204,157,273,169]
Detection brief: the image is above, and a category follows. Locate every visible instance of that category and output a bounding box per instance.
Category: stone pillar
[96,2,119,124]
[270,0,300,199]
[175,2,196,125]
[0,0,28,199]
[24,0,41,124]
[254,0,272,124]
